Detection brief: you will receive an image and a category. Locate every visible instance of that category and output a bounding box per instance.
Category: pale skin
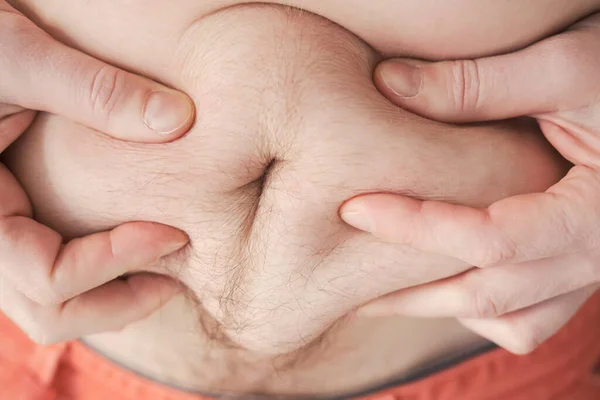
[344,11,600,354]
[3,0,600,396]
[0,0,195,344]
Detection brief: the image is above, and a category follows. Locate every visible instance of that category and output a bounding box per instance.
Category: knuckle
[447,60,481,113]
[87,65,128,118]
[469,284,504,318]
[473,293,499,318]
[470,212,516,267]
[471,242,514,268]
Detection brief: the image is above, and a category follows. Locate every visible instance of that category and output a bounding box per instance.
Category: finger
[459,285,599,354]
[373,15,600,123]
[0,219,188,305]
[341,165,600,267]
[0,273,181,344]
[0,164,31,217]
[0,109,37,149]
[358,250,600,318]
[0,9,194,142]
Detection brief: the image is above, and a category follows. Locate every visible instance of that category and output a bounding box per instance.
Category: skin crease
[9,0,600,70]
[3,0,596,397]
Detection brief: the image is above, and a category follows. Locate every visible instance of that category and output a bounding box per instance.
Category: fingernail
[380,61,423,98]
[143,91,194,135]
[341,210,376,233]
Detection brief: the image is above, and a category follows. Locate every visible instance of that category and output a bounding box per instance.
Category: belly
[270,0,600,58]
[11,0,600,82]
[4,0,576,395]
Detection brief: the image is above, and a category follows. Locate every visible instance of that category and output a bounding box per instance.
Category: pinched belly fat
[5,6,570,355]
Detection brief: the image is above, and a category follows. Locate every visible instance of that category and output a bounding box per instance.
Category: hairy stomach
[4,0,580,396]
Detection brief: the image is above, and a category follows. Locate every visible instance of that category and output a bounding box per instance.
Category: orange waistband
[1,292,600,400]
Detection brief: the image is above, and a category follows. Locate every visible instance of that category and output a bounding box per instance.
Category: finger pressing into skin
[341,165,600,267]
[459,285,599,355]
[373,13,600,123]
[0,273,181,344]
[0,8,195,142]
[0,218,188,306]
[357,250,600,318]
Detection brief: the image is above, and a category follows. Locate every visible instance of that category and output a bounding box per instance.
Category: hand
[0,1,194,343]
[341,13,600,354]
[6,4,569,357]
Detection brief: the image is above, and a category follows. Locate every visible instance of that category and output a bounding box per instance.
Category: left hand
[0,2,193,344]
[341,13,600,354]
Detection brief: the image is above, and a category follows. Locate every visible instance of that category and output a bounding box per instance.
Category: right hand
[342,12,600,354]
[8,5,569,356]
[0,1,194,344]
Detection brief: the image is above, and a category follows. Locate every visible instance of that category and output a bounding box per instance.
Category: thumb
[1,10,194,142]
[374,21,600,123]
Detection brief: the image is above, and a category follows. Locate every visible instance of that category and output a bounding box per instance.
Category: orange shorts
[1,292,600,400]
